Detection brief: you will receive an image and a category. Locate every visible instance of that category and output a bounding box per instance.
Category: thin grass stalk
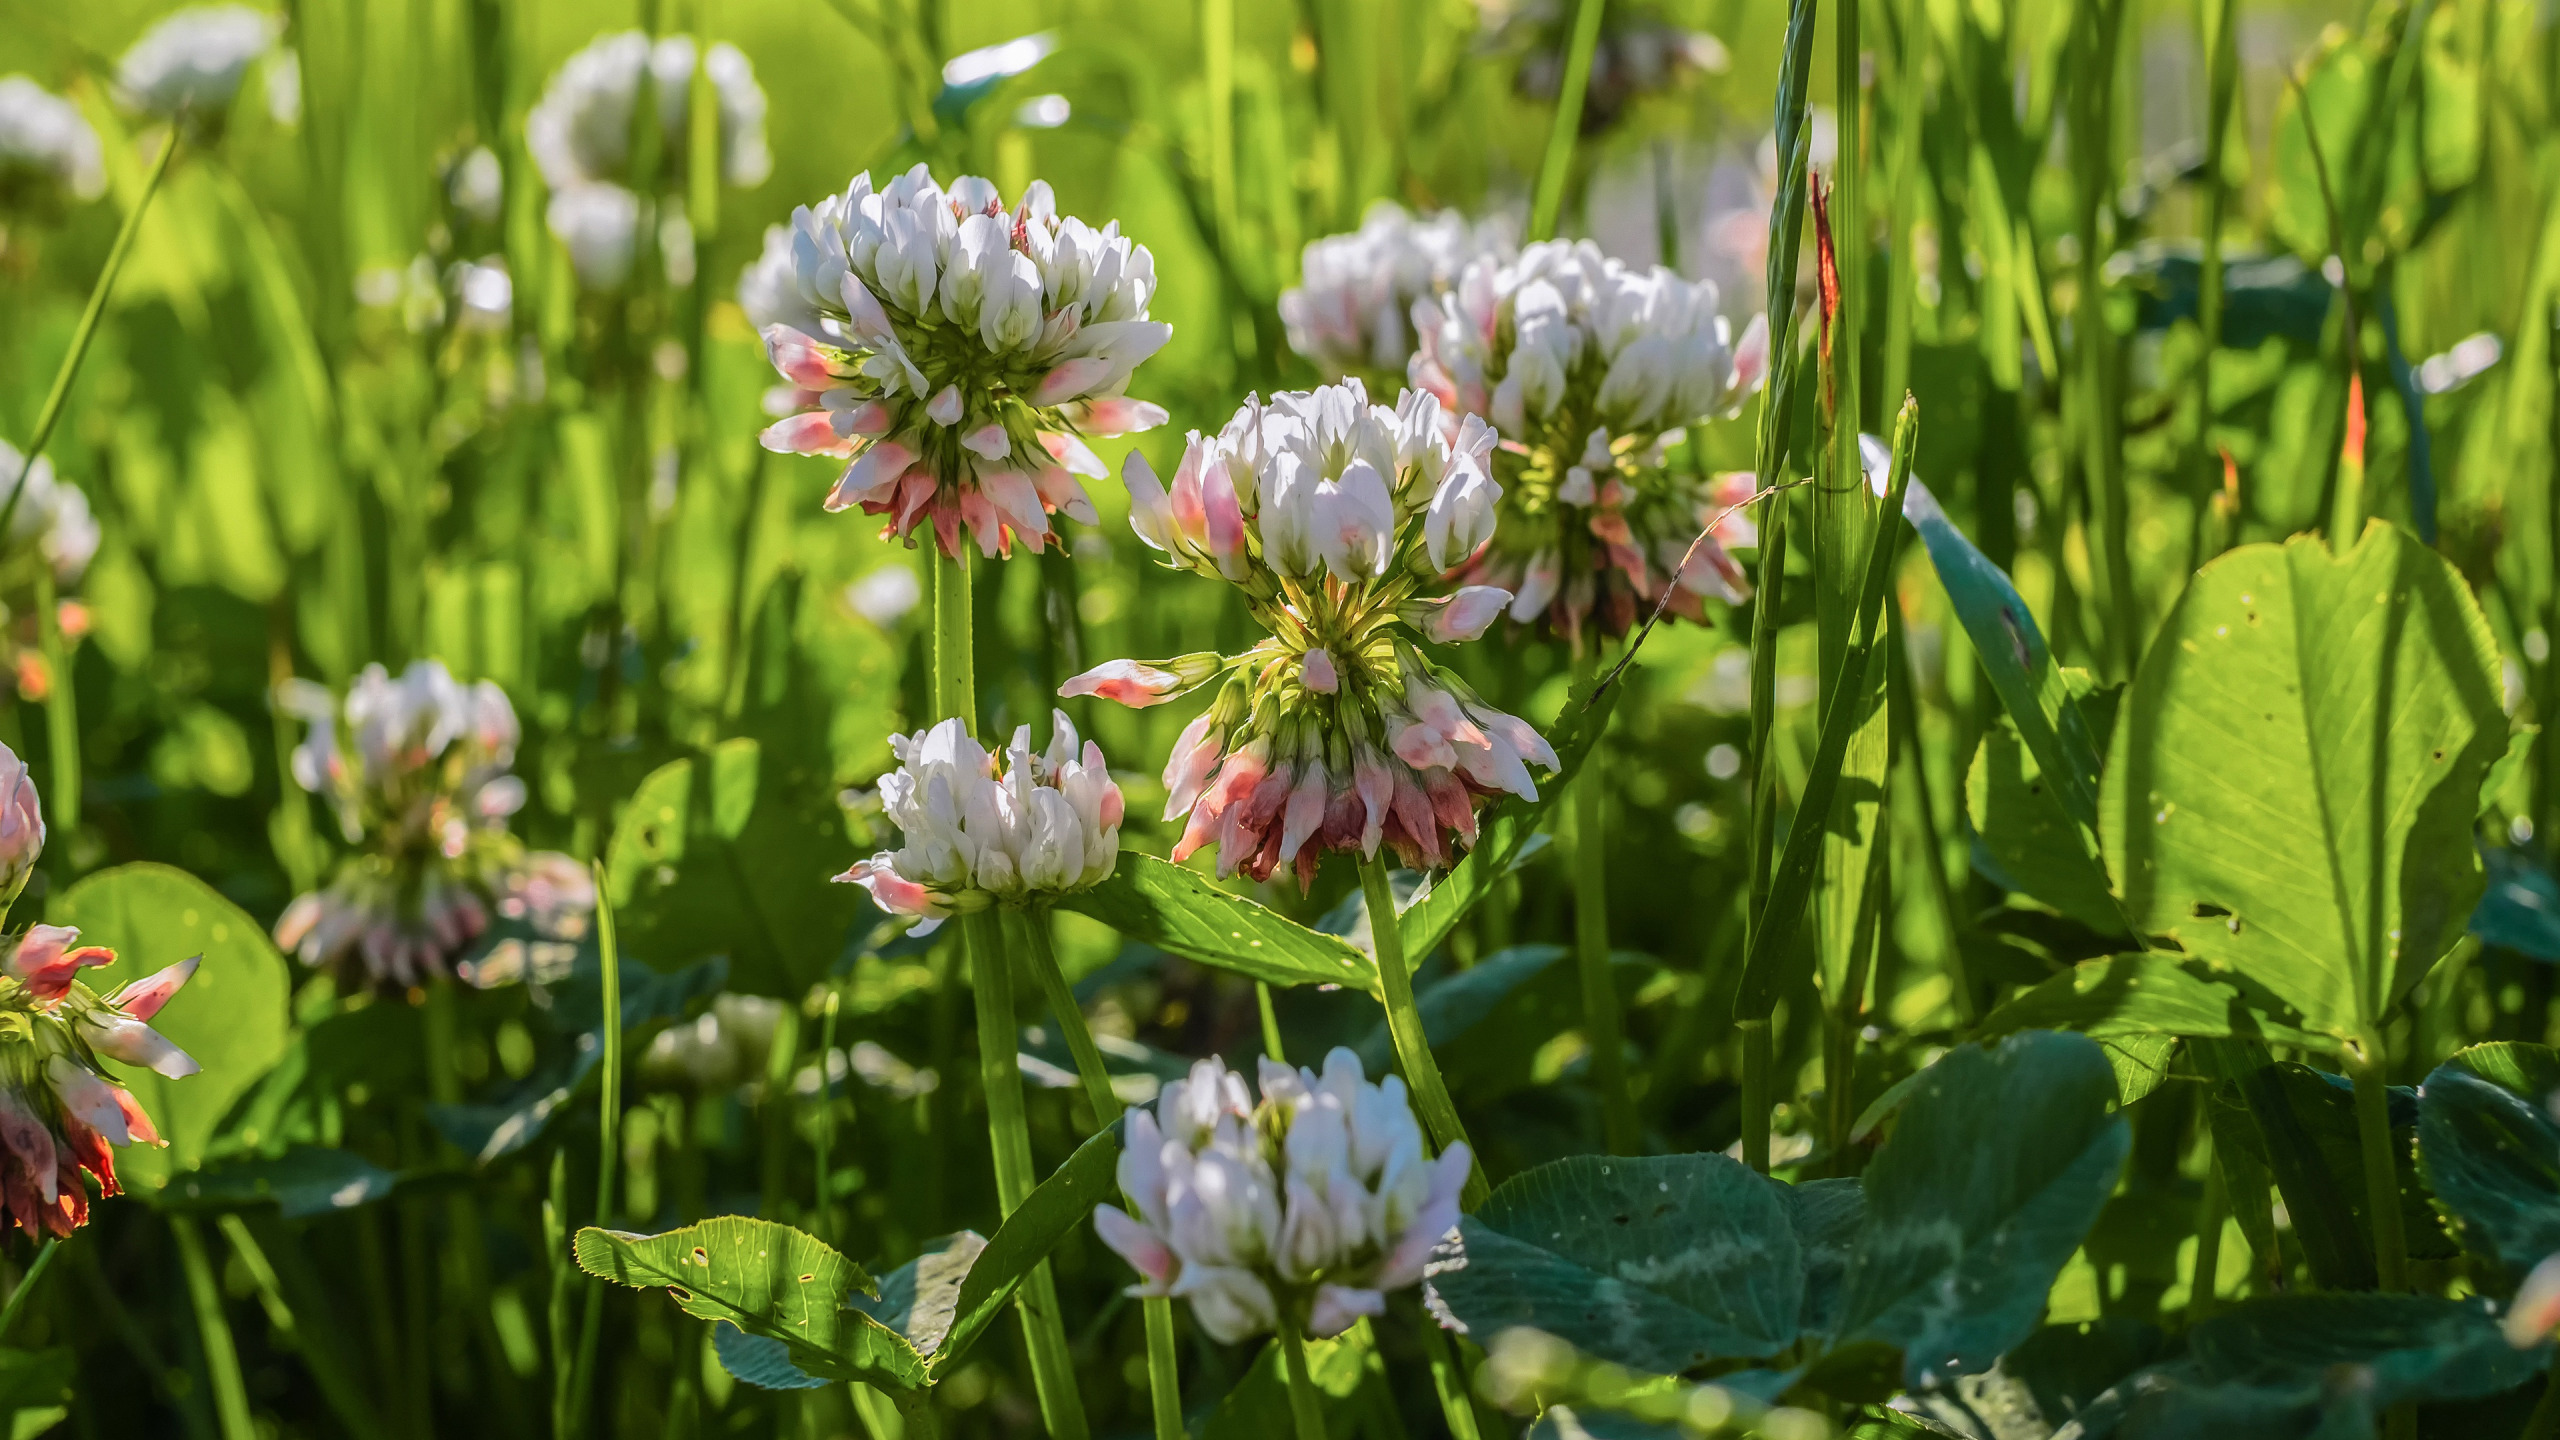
[2069,0,2135,675]
[1361,854,1487,1209]
[1277,1323,1328,1440]
[814,990,841,1246]
[962,907,1090,1440]
[1734,401,1917,1027]
[1740,0,1822,1177]
[2193,0,2238,534]
[1879,0,1928,414]
[31,569,75,845]
[218,1215,391,1440]
[563,862,626,1440]
[1013,910,1184,1440]
[1528,0,1610,241]
[4,127,181,541]
[172,1215,256,1440]
[1569,644,1637,1154]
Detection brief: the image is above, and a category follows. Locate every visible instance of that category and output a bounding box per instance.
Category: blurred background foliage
[0,0,2556,1433]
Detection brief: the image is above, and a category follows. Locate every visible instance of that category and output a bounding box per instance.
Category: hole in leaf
[2191,902,2233,919]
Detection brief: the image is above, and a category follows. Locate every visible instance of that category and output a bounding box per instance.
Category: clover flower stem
[32,569,75,848]
[2187,1134,2228,1322]
[1014,909,1186,1440]
[1739,1017,1773,1174]
[0,1239,58,1341]
[174,1214,257,1440]
[1569,645,1638,1155]
[965,907,1092,1440]
[1361,853,1487,1211]
[1414,1302,1487,1440]
[2523,1348,2560,1440]
[2350,1059,2409,1294]
[1256,982,1286,1064]
[932,548,977,732]
[1277,1320,1328,1440]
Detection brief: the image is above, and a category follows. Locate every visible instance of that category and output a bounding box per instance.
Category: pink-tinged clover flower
[0,761,201,1241]
[757,165,1173,560]
[834,710,1124,934]
[273,661,592,992]
[1278,203,1514,389]
[1094,1049,1469,1344]
[1410,239,1768,645]
[1066,380,1554,886]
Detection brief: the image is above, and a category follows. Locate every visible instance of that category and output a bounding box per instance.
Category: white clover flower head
[1062,380,1553,886]
[115,5,280,120]
[1279,203,1513,383]
[757,163,1172,559]
[1095,1047,1470,1344]
[0,77,106,209]
[447,145,504,227]
[833,710,1125,933]
[1410,239,1767,644]
[545,182,641,292]
[526,31,770,194]
[0,442,98,588]
[273,661,583,990]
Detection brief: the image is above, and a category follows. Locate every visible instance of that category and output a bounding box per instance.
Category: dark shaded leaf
[2417,1042,2560,1278]
[1838,1032,2129,1388]
[1059,854,1378,993]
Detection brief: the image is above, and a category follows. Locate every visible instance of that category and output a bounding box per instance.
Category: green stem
[1568,648,1636,1155]
[2189,1144,2229,1321]
[1360,854,1486,1209]
[891,1384,946,1440]
[1527,0,1609,241]
[173,1215,257,1440]
[565,864,626,1440]
[1740,1017,1772,1174]
[965,908,1089,1440]
[1415,1308,1484,1440]
[4,126,181,537]
[1015,910,1182,1440]
[814,990,841,1246]
[2521,1348,2560,1440]
[1255,981,1286,1064]
[0,1239,56,1340]
[219,1215,391,1440]
[932,549,975,731]
[2351,1059,2409,1293]
[1277,1324,1328,1440]
[32,569,75,846]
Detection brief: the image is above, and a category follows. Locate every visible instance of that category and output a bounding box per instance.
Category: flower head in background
[1063,379,1555,885]
[835,710,1123,933]
[1094,1048,1469,1343]
[637,993,787,1096]
[1475,0,1725,134]
[1411,239,1766,645]
[0,743,200,1239]
[1279,203,1513,388]
[0,442,101,705]
[757,164,1172,558]
[528,31,771,294]
[0,77,105,216]
[274,661,593,990]
[115,5,280,122]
